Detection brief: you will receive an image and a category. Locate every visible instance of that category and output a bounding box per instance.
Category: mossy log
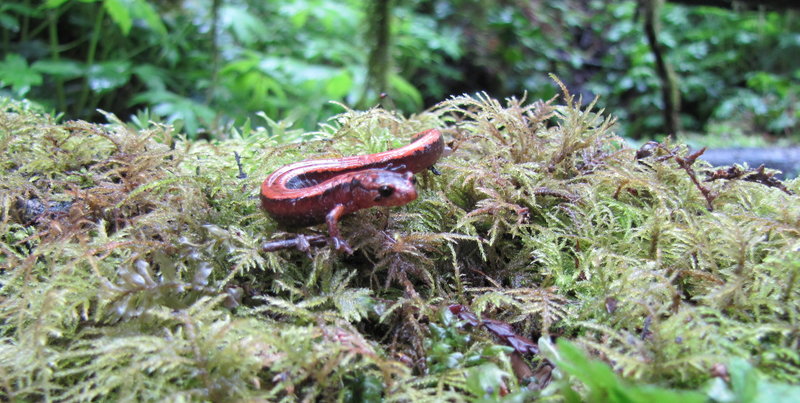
[1,88,799,401]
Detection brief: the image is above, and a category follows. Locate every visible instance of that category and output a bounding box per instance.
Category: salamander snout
[351,169,418,208]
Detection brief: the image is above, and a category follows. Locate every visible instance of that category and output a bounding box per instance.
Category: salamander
[260,129,444,253]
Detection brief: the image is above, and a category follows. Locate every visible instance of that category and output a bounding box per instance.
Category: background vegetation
[1,0,799,139]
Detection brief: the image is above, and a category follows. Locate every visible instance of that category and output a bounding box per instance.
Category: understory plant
[1,84,799,401]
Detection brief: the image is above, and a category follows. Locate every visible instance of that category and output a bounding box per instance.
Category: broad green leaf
[727,358,800,403]
[389,73,423,108]
[131,64,166,91]
[87,61,132,92]
[556,339,619,395]
[279,1,312,28]
[554,340,706,403]
[324,70,353,99]
[44,0,73,8]
[728,358,759,402]
[32,59,85,78]
[290,9,310,28]
[132,90,216,135]
[343,374,383,403]
[0,53,42,96]
[466,363,509,399]
[221,5,268,45]
[104,0,132,35]
[0,12,20,31]
[220,56,261,75]
[131,0,166,35]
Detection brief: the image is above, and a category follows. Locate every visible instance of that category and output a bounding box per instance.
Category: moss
[1,85,799,401]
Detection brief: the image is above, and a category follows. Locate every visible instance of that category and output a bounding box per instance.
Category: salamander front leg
[325,204,353,254]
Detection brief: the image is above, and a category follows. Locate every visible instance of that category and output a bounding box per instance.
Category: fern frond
[469,287,569,335]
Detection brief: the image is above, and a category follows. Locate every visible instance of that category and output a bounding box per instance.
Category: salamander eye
[378,185,394,198]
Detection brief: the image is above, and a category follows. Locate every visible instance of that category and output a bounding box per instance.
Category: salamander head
[351,169,417,208]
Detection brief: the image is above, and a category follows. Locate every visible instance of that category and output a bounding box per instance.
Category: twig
[674,147,716,211]
[261,234,328,253]
[234,151,247,179]
[705,164,793,195]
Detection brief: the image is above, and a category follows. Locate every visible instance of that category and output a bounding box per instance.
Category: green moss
[1,84,799,400]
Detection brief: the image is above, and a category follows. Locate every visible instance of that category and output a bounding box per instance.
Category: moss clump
[1,85,798,401]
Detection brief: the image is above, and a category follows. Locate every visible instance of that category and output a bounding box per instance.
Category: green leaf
[343,373,383,403]
[290,8,310,28]
[0,53,42,96]
[87,61,132,92]
[44,0,73,8]
[104,0,132,35]
[325,70,353,99]
[389,73,422,109]
[131,64,166,91]
[0,11,20,31]
[728,358,758,402]
[554,339,707,403]
[466,359,533,401]
[726,358,800,403]
[131,0,166,35]
[466,363,509,399]
[556,340,619,396]
[221,5,269,45]
[131,90,216,135]
[32,59,85,78]
[705,378,737,402]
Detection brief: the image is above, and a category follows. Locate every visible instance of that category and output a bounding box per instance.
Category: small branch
[635,142,719,210]
[674,147,716,210]
[261,234,328,253]
[705,164,794,195]
[233,152,247,179]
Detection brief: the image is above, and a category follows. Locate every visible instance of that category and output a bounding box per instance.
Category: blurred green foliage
[410,0,800,138]
[543,338,800,403]
[0,0,798,138]
[545,339,707,403]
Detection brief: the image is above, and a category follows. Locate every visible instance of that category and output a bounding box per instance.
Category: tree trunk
[360,0,393,109]
[641,0,681,135]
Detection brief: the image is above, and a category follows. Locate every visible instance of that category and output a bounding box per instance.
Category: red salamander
[260,129,444,253]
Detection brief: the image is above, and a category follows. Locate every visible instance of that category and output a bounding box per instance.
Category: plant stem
[75,5,106,117]
[1,20,8,54]
[48,10,66,112]
[782,261,798,304]
[205,0,221,106]
[20,0,30,43]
